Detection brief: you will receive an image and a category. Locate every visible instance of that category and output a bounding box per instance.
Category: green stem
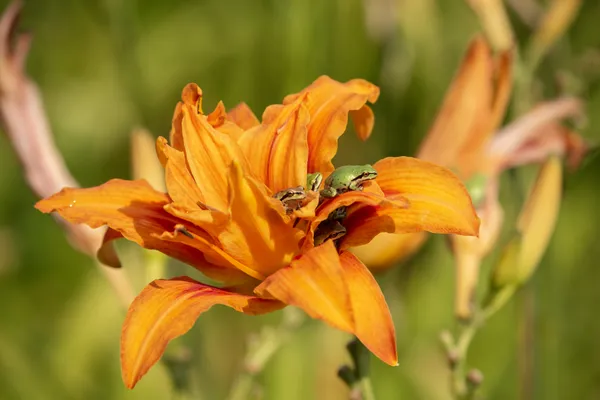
[227,308,305,400]
[443,317,482,400]
[517,285,535,400]
[341,338,377,400]
[227,373,254,400]
[359,375,376,400]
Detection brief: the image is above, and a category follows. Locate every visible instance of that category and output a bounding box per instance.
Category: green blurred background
[1,0,599,399]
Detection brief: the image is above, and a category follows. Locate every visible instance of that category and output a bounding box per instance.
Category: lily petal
[35,179,249,283]
[457,47,514,177]
[417,36,494,169]
[121,277,283,389]
[207,101,245,141]
[156,137,229,235]
[341,157,480,248]
[35,179,172,244]
[155,136,204,207]
[181,104,247,211]
[304,189,407,250]
[255,241,397,366]
[158,225,265,282]
[169,84,204,151]
[224,162,301,276]
[350,104,375,141]
[228,102,260,130]
[238,95,310,192]
[282,76,380,176]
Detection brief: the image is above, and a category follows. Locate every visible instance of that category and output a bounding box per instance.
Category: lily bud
[530,0,583,64]
[465,0,514,52]
[492,157,562,288]
[131,127,166,192]
[452,196,503,320]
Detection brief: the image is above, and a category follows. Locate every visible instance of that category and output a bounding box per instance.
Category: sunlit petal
[169,84,204,151]
[207,101,245,140]
[155,136,204,207]
[350,104,375,141]
[341,157,480,248]
[228,102,260,130]
[238,95,310,192]
[282,76,380,176]
[35,179,250,283]
[181,104,247,211]
[35,179,173,246]
[121,277,283,389]
[225,162,301,276]
[255,242,397,366]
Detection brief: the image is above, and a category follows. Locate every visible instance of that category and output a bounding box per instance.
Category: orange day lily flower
[35,76,479,388]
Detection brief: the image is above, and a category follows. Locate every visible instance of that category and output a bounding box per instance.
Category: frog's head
[306,172,323,192]
[314,219,347,246]
[353,164,378,183]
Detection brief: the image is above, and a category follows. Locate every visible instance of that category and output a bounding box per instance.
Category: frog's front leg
[319,187,337,199]
[348,180,364,191]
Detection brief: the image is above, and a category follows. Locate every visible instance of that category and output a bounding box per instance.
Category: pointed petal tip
[121,277,283,389]
[376,344,399,367]
[122,373,137,390]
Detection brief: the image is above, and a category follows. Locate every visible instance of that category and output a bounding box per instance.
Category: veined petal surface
[224,162,301,277]
[282,76,380,176]
[238,95,310,192]
[341,157,480,248]
[255,242,397,366]
[121,277,283,389]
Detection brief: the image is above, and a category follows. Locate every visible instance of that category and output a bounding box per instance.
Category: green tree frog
[314,219,347,246]
[306,172,323,192]
[327,206,347,221]
[272,186,306,214]
[320,164,378,198]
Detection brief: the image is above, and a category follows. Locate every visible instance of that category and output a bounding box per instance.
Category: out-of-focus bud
[350,232,427,271]
[131,128,168,281]
[466,368,484,389]
[530,0,583,65]
[492,157,562,288]
[465,0,514,52]
[452,195,504,320]
[131,128,166,192]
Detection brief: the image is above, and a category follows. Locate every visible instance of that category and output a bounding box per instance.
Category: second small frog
[320,164,378,199]
[306,172,323,192]
[273,186,306,214]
